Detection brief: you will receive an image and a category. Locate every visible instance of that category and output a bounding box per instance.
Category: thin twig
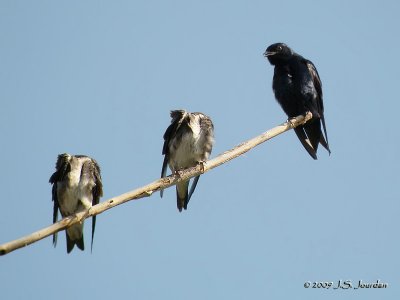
[0,113,312,256]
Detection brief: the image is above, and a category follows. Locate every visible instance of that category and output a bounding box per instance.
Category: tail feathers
[320,115,331,154]
[66,233,84,254]
[53,223,84,253]
[176,181,189,212]
[319,134,331,154]
[75,237,85,251]
[294,118,331,159]
[294,127,317,160]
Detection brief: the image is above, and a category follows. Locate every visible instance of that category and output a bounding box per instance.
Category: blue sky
[0,1,399,299]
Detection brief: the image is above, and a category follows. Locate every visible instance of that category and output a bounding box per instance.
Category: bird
[49,153,103,253]
[264,42,330,159]
[160,110,214,212]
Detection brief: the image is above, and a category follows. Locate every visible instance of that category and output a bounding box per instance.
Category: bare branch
[0,113,312,256]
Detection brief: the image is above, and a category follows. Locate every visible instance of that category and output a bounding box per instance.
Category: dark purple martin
[160,110,214,212]
[49,153,103,253]
[264,43,330,159]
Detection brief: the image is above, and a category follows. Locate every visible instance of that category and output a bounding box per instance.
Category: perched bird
[160,110,214,212]
[49,153,103,253]
[264,42,330,159]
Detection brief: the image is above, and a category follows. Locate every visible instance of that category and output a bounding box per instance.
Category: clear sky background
[0,1,398,299]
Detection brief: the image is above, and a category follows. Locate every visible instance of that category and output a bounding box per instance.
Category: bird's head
[263,43,293,65]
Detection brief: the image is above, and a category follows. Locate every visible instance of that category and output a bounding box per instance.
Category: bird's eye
[277,46,282,51]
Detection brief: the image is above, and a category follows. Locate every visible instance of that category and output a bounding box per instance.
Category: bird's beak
[263,51,275,57]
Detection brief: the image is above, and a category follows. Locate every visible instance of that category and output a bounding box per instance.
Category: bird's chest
[57,163,92,215]
[273,69,296,110]
[169,123,203,170]
[272,65,309,116]
[272,65,295,96]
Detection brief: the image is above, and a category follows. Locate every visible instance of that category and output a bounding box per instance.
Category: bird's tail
[66,234,85,254]
[294,126,318,160]
[304,120,321,150]
[319,115,331,154]
[295,117,331,159]
[66,224,85,253]
[176,181,189,212]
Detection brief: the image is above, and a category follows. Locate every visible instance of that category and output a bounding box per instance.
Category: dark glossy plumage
[161,110,214,212]
[264,43,330,159]
[49,153,103,253]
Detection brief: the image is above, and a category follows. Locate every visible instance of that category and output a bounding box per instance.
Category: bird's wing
[160,155,169,199]
[91,159,103,206]
[91,158,103,252]
[187,175,201,204]
[305,60,323,106]
[49,153,71,184]
[197,113,214,133]
[51,183,59,247]
[161,110,187,175]
[186,113,214,204]
[160,111,187,197]
[162,110,187,155]
[306,60,330,152]
[49,153,71,246]
[199,113,215,153]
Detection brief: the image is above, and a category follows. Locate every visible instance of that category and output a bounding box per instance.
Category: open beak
[263,51,275,57]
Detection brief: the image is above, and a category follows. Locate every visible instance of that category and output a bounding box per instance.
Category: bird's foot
[80,198,92,210]
[85,207,91,217]
[79,208,91,224]
[304,111,313,122]
[287,117,297,128]
[197,161,206,174]
[173,170,183,177]
[78,199,92,223]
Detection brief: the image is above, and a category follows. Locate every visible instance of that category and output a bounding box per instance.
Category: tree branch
[0,113,312,256]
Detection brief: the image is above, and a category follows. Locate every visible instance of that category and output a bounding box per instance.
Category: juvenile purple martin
[264,43,330,159]
[49,153,103,253]
[160,110,214,212]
